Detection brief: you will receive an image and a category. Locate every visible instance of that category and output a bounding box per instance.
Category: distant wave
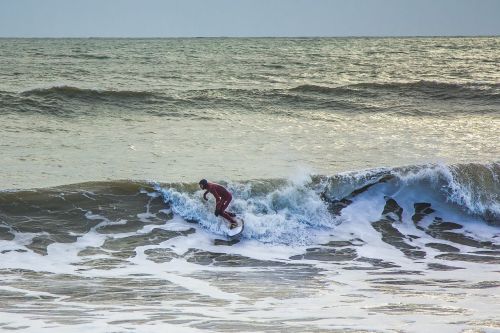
[0,86,163,117]
[261,63,286,69]
[290,81,500,100]
[1,79,498,117]
[289,84,355,95]
[21,85,155,99]
[46,53,112,60]
[70,53,111,60]
[17,80,499,103]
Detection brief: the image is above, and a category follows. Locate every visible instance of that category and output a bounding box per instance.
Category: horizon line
[0,34,499,39]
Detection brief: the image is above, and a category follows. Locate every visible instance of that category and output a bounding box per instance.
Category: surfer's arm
[203,189,221,202]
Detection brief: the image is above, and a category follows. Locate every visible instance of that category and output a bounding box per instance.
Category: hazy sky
[1,0,499,37]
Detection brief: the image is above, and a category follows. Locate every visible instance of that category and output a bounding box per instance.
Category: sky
[0,0,499,37]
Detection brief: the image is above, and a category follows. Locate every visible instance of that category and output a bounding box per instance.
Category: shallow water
[0,37,499,332]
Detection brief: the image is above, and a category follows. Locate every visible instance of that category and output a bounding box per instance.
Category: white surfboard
[225,216,244,239]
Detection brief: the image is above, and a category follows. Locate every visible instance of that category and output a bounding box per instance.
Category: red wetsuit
[203,182,236,224]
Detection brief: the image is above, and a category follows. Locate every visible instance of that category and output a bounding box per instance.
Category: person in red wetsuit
[199,179,237,228]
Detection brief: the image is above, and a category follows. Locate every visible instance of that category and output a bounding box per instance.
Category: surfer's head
[199,179,208,189]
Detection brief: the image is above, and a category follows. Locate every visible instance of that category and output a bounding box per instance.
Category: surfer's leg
[219,196,236,227]
[221,200,236,217]
[221,211,238,228]
[215,201,223,216]
[219,196,231,215]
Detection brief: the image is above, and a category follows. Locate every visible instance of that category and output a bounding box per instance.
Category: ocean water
[0,37,499,332]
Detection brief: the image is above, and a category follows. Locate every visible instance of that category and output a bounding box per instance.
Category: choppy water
[0,38,499,332]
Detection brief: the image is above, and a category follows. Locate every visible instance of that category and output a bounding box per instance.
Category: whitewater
[0,37,499,332]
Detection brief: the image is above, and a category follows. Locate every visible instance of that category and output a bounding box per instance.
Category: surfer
[199,179,238,229]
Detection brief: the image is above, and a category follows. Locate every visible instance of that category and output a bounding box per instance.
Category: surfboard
[225,216,244,239]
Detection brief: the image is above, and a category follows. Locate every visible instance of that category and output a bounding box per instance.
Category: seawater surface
[0,38,499,332]
[1,37,499,188]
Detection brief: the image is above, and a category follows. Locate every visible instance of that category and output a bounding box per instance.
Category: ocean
[0,37,499,332]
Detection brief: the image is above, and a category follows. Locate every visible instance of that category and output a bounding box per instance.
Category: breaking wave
[0,162,497,250]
